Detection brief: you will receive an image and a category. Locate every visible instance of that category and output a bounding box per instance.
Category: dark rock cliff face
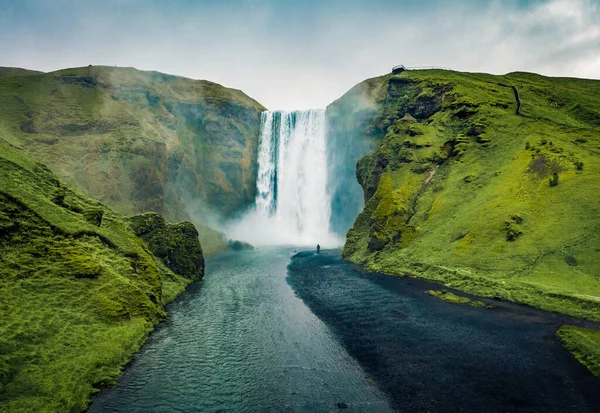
[325,74,444,235]
[0,66,266,235]
[325,78,384,236]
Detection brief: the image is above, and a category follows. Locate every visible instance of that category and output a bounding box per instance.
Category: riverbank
[287,250,600,412]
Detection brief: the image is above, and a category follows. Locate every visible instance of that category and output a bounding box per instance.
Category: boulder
[128,212,204,280]
[228,239,255,251]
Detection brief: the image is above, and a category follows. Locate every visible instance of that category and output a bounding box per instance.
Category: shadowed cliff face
[0,66,266,233]
[325,78,383,236]
[339,69,600,324]
[324,74,448,236]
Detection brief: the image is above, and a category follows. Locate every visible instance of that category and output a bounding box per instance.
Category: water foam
[228,110,342,247]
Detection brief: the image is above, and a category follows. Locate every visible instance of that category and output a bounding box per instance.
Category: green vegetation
[0,141,204,412]
[557,326,600,377]
[338,69,600,322]
[128,212,204,281]
[0,67,44,78]
[335,69,600,376]
[426,290,488,307]
[0,65,266,253]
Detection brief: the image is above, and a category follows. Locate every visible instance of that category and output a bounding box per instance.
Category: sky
[1,0,599,109]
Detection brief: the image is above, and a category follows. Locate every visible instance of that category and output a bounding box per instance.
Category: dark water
[89,248,392,412]
[90,248,600,413]
[288,250,600,413]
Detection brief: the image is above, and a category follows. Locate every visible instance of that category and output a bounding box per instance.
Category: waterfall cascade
[229,109,341,247]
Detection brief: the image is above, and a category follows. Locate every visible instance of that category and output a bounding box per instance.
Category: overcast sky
[1,0,598,109]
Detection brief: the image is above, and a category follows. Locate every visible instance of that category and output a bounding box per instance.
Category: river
[89,248,392,412]
[90,248,600,412]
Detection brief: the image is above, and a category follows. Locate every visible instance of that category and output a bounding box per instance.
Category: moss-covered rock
[128,212,204,281]
[0,141,204,412]
[228,239,255,251]
[426,290,488,307]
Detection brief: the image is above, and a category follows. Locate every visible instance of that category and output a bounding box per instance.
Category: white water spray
[228,110,342,247]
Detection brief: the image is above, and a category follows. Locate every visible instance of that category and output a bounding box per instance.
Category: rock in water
[228,239,255,251]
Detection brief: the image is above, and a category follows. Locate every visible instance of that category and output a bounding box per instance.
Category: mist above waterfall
[227,110,343,247]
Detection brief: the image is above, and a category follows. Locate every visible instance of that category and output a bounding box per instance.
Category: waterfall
[229,109,341,247]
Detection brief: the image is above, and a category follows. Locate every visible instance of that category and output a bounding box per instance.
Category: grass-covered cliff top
[0,140,204,412]
[0,66,266,252]
[339,68,600,376]
[0,67,44,78]
[341,69,600,320]
[46,65,265,109]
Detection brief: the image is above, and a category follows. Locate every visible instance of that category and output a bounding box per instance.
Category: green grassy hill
[0,140,204,412]
[333,69,600,374]
[0,66,266,252]
[0,67,44,78]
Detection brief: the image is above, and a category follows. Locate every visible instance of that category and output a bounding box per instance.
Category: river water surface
[90,248,600,413]
[89,248,392,412]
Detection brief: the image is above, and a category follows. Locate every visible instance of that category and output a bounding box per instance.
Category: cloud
[0,0,598,109]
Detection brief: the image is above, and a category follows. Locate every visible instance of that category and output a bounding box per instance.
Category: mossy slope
[337,70,600,321]
[0,66,266,251]
[0,140,204,412]
[557,326,600,378]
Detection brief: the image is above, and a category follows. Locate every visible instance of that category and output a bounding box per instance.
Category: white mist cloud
[224,208,344,248]
[0,0,598,109]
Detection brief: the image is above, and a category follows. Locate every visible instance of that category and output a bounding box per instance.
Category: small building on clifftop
[392,65,406,74]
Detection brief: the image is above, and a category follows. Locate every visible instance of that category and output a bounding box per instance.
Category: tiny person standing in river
[317,244,321,254]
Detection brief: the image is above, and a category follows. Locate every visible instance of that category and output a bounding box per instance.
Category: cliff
[338,69,600,322]
[0,66,266,252]
[326,78,384,235]
[0,140,204,412]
